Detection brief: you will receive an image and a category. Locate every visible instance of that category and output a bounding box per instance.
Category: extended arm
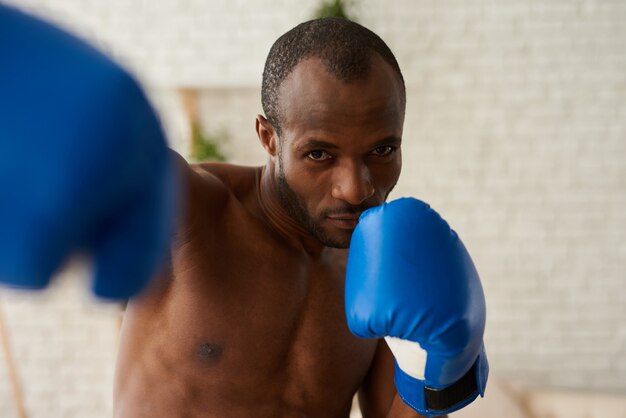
[0,4,178,298]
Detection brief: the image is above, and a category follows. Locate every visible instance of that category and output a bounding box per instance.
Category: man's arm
[359,340,396,417]
[359,340,447,418]
[0,3,177,299]
[169,150,230,242]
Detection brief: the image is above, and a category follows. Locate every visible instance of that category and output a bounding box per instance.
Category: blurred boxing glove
[0,5,177,299]
[345,198,488,417]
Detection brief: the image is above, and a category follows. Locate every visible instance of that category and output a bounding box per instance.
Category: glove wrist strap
[424,362,478,412]
[393,346,489,417]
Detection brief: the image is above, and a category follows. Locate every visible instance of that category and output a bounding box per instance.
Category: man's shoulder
[190,161,261,201]
[182,161,265,224]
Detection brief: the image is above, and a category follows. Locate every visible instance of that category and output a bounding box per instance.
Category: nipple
[196,342,223,364]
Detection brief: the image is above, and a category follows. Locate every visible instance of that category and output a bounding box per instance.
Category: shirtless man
[114,18,417,418]
[111,16,492,417]
[1,8,486,418]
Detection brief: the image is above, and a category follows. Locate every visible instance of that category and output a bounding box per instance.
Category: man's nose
[331,161,375,206]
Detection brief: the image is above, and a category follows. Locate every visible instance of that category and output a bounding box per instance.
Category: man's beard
[276,158,366,249]
[274,148,397,248]
[276,169,347,248]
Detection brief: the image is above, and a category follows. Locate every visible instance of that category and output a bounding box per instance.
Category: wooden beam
[0,300,29,418]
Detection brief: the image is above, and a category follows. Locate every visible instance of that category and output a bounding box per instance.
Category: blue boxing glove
[0,5,176,299]
[345,198,488,417]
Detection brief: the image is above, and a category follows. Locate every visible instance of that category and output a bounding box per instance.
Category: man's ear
[256,115,278,157]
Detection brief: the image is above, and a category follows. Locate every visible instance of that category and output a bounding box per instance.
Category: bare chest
[147,217,376,415]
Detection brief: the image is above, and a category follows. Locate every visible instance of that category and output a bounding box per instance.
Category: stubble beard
[274,148,397,249]
[276,156,351,249]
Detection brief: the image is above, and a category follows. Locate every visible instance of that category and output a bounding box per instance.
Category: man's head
[261,17,406,136]
[257,18,406,248]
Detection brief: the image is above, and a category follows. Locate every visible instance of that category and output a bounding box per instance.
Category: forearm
[384,394,448,418]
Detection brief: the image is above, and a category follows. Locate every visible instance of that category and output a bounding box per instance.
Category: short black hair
[261,17,406,136]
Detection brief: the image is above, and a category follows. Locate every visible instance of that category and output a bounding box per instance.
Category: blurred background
[0,0,625,417]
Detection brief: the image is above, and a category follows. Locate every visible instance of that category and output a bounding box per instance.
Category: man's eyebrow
[298,136,402,150]
[371,136,402,147]
[298,139,340,150]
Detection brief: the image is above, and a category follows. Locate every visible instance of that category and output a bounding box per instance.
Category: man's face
[271,56,404,248]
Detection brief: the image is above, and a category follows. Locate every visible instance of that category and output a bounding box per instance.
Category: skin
[113,56,445,418]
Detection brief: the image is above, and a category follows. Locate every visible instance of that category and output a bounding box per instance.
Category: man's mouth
[326,213,361,230]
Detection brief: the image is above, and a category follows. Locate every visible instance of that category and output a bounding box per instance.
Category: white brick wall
[382,1,626,392]
[0,261,119,418]
[7,0,325,87]
[1,0,625,416]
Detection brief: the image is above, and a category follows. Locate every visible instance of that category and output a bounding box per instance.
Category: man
[114,18,420,418]
[113,16,491,417]
[1,7,486,417]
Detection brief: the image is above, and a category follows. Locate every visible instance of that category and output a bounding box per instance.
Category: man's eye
[307,150,331,161]
[371,146,394,157]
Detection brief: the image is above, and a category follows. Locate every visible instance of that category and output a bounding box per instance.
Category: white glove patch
[385,336,428,380]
